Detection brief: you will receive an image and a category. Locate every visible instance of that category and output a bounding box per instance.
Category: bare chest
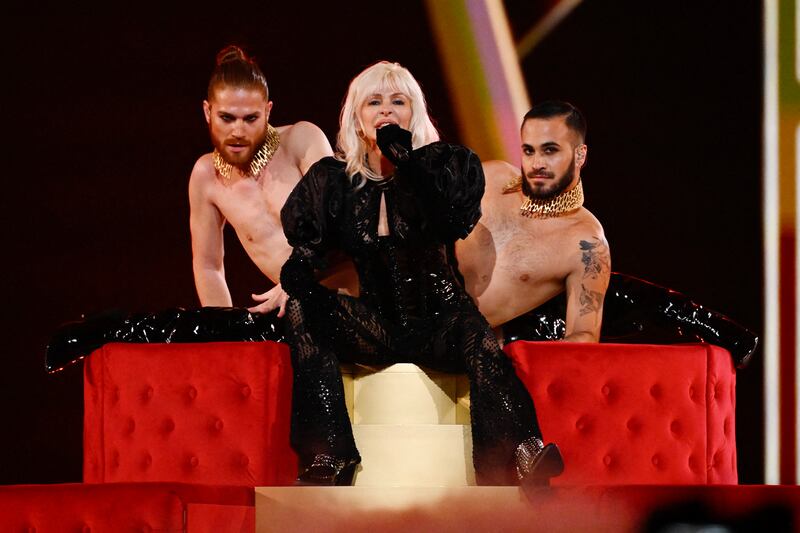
[210,157,300,238]
[495,227,571,285]
[476,206,575,285]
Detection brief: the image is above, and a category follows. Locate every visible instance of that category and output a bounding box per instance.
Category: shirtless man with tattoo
[456,100,610,342]
[190,46,353,316]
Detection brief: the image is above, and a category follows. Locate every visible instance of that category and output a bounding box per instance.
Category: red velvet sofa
[0,340,746,532]
[508,341,737,485]
[83,342,297,486]
[82,340,736,486]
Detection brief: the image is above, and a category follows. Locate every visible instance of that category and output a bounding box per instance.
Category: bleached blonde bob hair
[337,61,439,183]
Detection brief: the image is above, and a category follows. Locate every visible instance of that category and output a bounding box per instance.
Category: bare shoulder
[481,160,519,199]
[568,208,611,265]
[189,152,216,192]
[276,121,333,174]
[277,121,329,151]
[571,208,607,242]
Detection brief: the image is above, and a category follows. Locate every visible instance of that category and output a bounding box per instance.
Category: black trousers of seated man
[284,293,543,485]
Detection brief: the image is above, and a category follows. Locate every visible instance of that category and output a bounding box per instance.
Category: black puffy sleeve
[398,142,484,242]
[279,157,343,306]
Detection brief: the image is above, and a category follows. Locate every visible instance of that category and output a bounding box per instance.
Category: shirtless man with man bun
[189,45,353,315]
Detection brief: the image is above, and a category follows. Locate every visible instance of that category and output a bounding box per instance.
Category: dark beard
[521,159,575,200]
[210,125,269,169]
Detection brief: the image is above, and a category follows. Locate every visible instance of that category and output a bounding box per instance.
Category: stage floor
[255,484,800,532]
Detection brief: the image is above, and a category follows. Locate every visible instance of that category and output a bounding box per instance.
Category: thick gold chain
[515,178,584,218]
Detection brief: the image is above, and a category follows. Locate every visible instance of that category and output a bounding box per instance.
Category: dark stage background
[3,1,763,484]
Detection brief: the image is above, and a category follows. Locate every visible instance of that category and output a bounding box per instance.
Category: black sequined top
[279,142,484,327]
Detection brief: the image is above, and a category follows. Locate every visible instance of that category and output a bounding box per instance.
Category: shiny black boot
[296,454,360,486]
[502,272,759,369]
[515,437,564,488]
[46,307,284,373]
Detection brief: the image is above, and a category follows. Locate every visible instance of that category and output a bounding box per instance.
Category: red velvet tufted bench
[0,482,253,533]
[506,341,737,485]
[83,342,298,486]
[83,341,736,486]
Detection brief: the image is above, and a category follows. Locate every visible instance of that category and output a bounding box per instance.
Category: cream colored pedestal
[339,363,474,487]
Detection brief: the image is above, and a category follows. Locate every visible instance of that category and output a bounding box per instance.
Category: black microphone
[377,124,411,164]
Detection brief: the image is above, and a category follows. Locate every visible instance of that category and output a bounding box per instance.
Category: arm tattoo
[579,238,610,280]
[578,237,609,317]
[579,284,604,317]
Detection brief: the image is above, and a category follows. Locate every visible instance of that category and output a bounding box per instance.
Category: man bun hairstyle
[523,100,587,143]
[208,45,269,101]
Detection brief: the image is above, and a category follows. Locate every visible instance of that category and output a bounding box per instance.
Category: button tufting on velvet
[239,454,250,467]
[187,385,197,401]
[240,385,252,398]
[603,454,613,467]
[188,455,199,468]
[714,383,724,401]
[125,418,136,435]
[82,524,91,533]
[142,386,154,402]
[710,450,723,470]
[669,420,682,437]
[546,381,563,402]
[688,454,700,473]
[111,387,120,405]
[213,418,224,432]
[651,454,662,468]
[142,453,152,469]
[691,382,705,404]
[600,383,618,403]
[162,418,175,434]
[575,416,591,433]
[626,417,641,433]
[649,384,662,400]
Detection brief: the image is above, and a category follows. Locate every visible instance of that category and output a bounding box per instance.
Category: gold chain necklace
[503,175,584,218]
[213,124,281,181]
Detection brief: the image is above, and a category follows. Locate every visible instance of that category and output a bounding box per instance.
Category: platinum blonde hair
[337,61,439,183]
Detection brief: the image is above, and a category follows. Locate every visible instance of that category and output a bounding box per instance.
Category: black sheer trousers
[284,293,542,485]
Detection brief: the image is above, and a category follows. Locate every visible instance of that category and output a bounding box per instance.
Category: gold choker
[213,124,281,181]
[503,175,584,218]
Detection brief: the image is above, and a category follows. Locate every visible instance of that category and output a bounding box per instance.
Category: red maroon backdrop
[2,1,762,484]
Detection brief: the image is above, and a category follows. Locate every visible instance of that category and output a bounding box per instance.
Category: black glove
[376,124,412,165]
